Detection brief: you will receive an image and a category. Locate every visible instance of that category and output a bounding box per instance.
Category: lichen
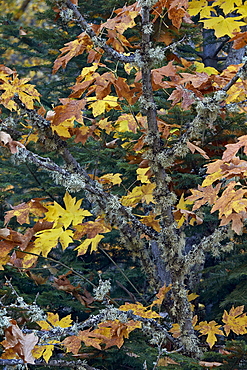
[93,276,111,301]
[137,0,157,7]
[51,172,86,192]
[143,23,153,34]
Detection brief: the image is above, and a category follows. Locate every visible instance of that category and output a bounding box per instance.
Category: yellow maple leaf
[76,234,104,256]
[32,340,60,363]
[201,15,246,38]
[138,212,161,232]
[34,227,74,256]
[195,320,222,348]
[119,302,161,319]
[44,192,92,229]
[87,95,120,117]
[222,306,247,336]
[0,75,40,110]
[213,0,242,15]
[201,171,223,187]
[187,0,210,17]
[115,113,138,134]
[121,183,156,206]
[37,312,73,330]
[169,323,181,338]
[99,173,122,185]
[194,62,219,76]
[51,117,74,138]
[136,167,150,184]
[97,118,114,134]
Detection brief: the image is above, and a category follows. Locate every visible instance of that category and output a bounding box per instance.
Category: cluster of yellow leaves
[171,305,247,349]
[1,192,112,269]
[0,65,40,110]
[32,313,72,363]
[188,0,247,38]
[121,183,156,207]
[32,192,91,257]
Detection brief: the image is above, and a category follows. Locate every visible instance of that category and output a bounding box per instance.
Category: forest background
[0,0,247,369]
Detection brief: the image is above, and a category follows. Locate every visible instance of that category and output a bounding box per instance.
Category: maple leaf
[37,312,72,331]
[98,173,122,186]
[158,357,179,366]
[169,323,181,338]
[115,113,139,134]
[100,3,140,35]
[194,320,222,348]
[188,0,211,17]
[219,212,246,235]
[121,183,156,207]
[96,117,114,134]
[136,167,151,184]
[62,335,82,355]
[4,198,48,225]
[44,192,91,229]
[48,99,86,138]
[222,135,247,162]
[0,75,40,110]
[139,212,161,232]
[187,184,221,211]
[73,218,111,239]
[230,31,247,50]
[78,328,104,350]
[168,85,195,110]
[174,193,203,227]
[87,95,120,117]
[211,181,247,218]
[53,32,93,74]
[150,283,172,308]
[199,361,223,368]
[34,227,74,256]
[119,302,160,319]
[32,340,60,363]
[0,131,26,154]
[93,320,141,349]
[194,62,219,76]
[222,306,247,336]
[75,234,104,256]
[187,141,209,159]
[201,15,246,38]
[1,321,38,364]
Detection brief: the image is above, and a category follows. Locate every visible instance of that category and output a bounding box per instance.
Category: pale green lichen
[143,23,153,34]
[93,276,111,301]
[60,8,74,22]
[149,46,165,62]
[0,308,11,335]
[139,95,157,110]
[138,0,157,7]
[51,172,86,192]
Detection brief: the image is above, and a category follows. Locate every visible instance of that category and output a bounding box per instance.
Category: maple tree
[0,0,247,369]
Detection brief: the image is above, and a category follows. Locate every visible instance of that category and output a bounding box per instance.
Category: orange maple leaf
[187,184,221,211]
[53,32,93,74]
[4,199,48,225]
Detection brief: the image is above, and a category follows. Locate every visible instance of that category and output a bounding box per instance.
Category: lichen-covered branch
[185,227,233,273]
[14,147,158,242]
[63,0,135,63]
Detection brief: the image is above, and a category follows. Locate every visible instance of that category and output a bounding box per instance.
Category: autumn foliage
[0,0,247,368]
